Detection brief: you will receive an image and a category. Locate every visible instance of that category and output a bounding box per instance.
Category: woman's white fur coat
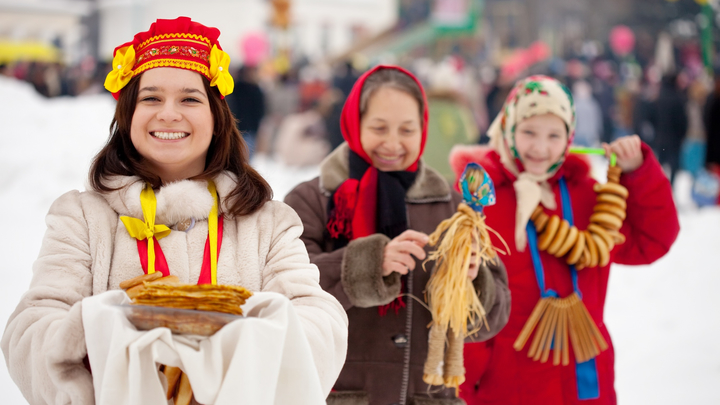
[1,172,348,404]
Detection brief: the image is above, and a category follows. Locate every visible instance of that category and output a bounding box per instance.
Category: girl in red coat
[450,75,680,405]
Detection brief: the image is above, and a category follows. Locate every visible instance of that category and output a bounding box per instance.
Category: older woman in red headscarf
[285,65,511,405]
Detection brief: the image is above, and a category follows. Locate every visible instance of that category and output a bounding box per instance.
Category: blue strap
[577,359,600,399]
[527,177,599,400]
[559,178,581,298]
[526,222,559,298]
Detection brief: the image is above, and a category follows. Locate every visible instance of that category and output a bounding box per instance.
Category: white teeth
[152,131,188,140]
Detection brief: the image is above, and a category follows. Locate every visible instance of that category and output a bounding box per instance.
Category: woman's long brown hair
[89,72,273,217]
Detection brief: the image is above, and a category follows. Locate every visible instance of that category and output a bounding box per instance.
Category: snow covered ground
[0,76,718,404]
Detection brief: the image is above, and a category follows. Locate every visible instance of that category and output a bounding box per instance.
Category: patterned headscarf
[487,75,576,251]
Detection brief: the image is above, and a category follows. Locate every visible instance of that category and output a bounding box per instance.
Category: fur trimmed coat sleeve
[1,191,97,405]
[258,201,349,394]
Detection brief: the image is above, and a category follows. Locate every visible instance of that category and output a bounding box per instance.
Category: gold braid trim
[133,59,210,78]
[137,33,211,51]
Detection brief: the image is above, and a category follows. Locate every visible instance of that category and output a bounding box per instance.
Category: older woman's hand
[382,230,428,276]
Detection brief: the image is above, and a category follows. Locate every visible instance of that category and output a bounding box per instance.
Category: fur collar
[97,172,239,226]
[449,145,591,188]
[319,143,451,203]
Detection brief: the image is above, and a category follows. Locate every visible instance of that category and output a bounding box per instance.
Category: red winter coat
[449,143,680,405]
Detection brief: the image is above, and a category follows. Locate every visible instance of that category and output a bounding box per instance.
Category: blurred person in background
[590,59,616,144]
[226,65,266,157]
[424,60,480,182]
[273,99,331,167]
[572,80,603,147]
[703,70,720,171]
[632,74,659,146]
[651,73,688,184]
[259,69,300,155]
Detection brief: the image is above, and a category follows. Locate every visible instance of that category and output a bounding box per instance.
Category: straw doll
[422,163,508,393]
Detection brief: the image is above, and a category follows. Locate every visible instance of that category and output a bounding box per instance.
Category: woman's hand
[603,135,644,174]
[382,230,429,276]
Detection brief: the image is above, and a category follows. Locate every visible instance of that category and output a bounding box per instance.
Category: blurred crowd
[0,58,111,97]
[3,37,720,206]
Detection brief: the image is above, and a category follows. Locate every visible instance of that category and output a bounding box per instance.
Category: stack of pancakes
[119,273,252,336]
[120,273,252,315]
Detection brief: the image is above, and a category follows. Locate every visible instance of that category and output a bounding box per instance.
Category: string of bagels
[514,152,628,366]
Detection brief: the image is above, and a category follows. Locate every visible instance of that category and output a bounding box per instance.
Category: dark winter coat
[284,143,511,405]
[226,79,265,133]
[651,82,688,151]
[703,92,720,167]
[450,143,680,405]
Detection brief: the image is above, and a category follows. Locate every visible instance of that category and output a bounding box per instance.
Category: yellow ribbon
[120,184,171,275]
[208,45,234,97]
[104,45,136,94]
[120,181,220,283]
[207,181,219,285]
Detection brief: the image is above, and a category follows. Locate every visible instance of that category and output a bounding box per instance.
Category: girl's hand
[468,239,480,280]
[603,135,644,173]
[382,230,429,276]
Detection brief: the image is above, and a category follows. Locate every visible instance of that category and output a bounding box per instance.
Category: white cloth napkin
[82,290,325,405]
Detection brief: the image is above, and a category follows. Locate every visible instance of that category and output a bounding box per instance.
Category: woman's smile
[150,131,190,140]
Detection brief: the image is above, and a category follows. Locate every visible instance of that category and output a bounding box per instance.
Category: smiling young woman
[1,17,347,404]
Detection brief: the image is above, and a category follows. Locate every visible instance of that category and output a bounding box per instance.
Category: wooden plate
[117,304,243,336]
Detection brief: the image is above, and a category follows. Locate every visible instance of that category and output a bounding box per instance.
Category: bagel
[588,223,615,251]
[175,372,193,405]
[592,233,610,267]
[538,216,560,251]
[607,166,622,179]
[556,225,579,257]
[590,212,623,230]
[531,206,544,221]
[566,231,585,265]
[119,272,163,290]
[124,275,180,299]
[607,229,626,245]
[534,212,550,233]
[593,182,629,199]
[594,203,627,220]
[164,366,182,399]
[125,283,145,299]
[596,194,627,210]
[152,275,180,285]
[585,230,599,268]
[578,241,591,269]
[547,220,570,255]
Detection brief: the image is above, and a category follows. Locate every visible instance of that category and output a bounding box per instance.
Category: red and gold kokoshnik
[104,17,234,99]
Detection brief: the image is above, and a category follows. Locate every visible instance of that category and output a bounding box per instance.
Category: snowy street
[0,76,718,404]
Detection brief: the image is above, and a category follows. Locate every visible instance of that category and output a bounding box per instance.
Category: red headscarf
[328,65,429,240]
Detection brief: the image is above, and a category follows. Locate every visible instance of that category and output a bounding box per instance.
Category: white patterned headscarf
[487,75,576,251]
